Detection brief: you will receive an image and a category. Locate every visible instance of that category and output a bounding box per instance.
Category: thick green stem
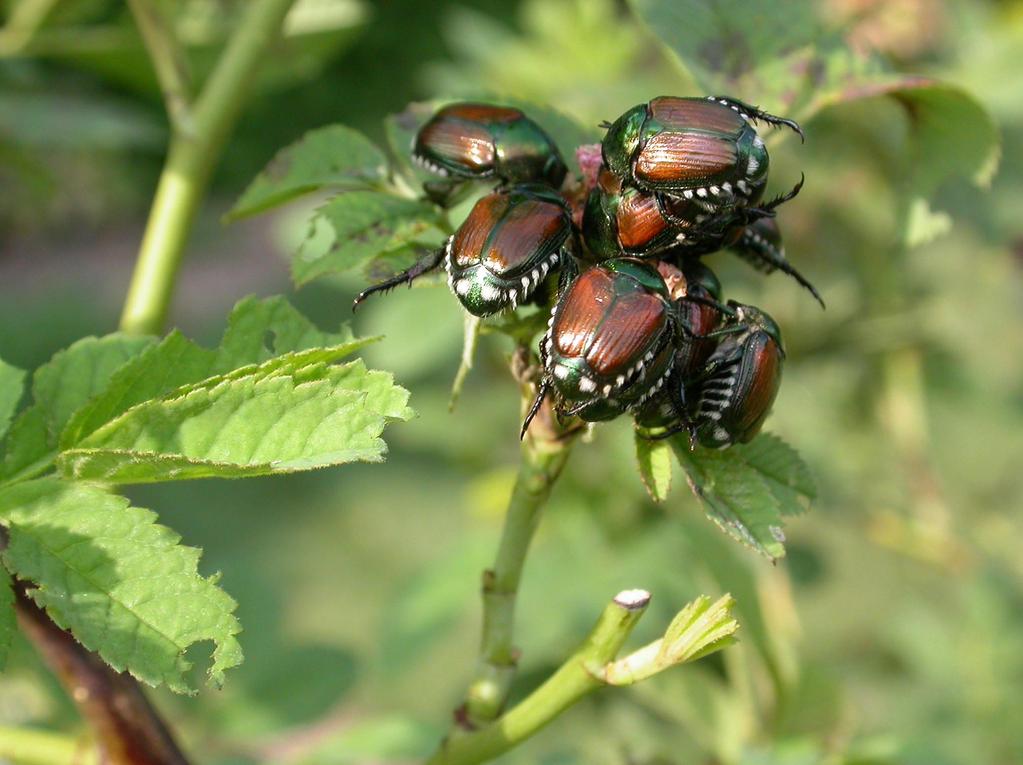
[461,386,578,726]
[429,591,650,765]
[119,0,298,335]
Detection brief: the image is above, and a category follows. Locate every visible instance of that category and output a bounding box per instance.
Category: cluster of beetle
[355,97,822,448]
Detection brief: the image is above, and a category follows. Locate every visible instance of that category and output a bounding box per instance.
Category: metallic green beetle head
[601,105,646,179]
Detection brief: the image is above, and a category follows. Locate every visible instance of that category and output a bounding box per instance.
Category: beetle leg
[352,243,447,311]
[556,253,580,295]
[748,173,805,222]
[520,376,552,440]
[674,296,734,341]
[709,96,805,142]
[691,325,748,344]
[656,193,735,229]
[730,226,825,310]
[636,374,697,447]
[684,294,737,318]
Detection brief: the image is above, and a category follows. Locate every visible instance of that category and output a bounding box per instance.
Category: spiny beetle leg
[732,244,825,309]
[520,377,551,440]
[760,173,805,215]
[352,246,446,311]
[684,294,737,318]
[710,96,805,142]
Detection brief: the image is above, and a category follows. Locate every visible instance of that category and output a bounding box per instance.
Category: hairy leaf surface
[227,125,389,220]
[0,358,25,444]
[60,297,376,452]
[59,356,412,484]
[0,478,241,692]
[293,192,441,286]
[635,433,673,503]
[671,433,813,560]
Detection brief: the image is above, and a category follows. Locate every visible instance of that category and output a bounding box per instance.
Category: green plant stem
[461,387,578,726]
[119,0,298,336]
[0,726,98,765]
[428,591,650,765]
[126,0,193,134]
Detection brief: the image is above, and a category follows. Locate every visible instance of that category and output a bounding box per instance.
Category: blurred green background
[1,1,1021,763]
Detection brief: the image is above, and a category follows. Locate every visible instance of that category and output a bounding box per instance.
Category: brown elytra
[452,192,566,274]
[635,132,737,184]
[648,97,745,135]
[554,268,669,377]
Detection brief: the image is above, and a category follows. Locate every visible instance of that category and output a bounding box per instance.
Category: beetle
[520,258,682,437]
[413,102,568,189]
[581,166,682,260]
[635,300,784,448]
[353,184,572,317]
[658,259,725,381]
[632,260,726,437]
[601,96,803,202]
[582,168,823,307]
[688,302,786,448]
[583,165,804,259]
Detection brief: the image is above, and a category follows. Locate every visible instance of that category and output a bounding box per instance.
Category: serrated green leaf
[384,102,438,185]
[671,439,787,560]
[58,355,412,484]
[0,565,13,671]
[59,333,217,450]
[60,298,374,450]
[32,334,155,445]
[636,434,673,503]
[0,406,50,483]
[0,478,241,692]
[1,336,153,481]
[731,433,815,515]
[214,295,363,371]
[0,358,26,444]
[293,191,441,286]
[227,125,389,221]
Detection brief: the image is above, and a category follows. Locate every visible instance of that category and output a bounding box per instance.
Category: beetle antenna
[520,378,550,440]
[597,120,613,130]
